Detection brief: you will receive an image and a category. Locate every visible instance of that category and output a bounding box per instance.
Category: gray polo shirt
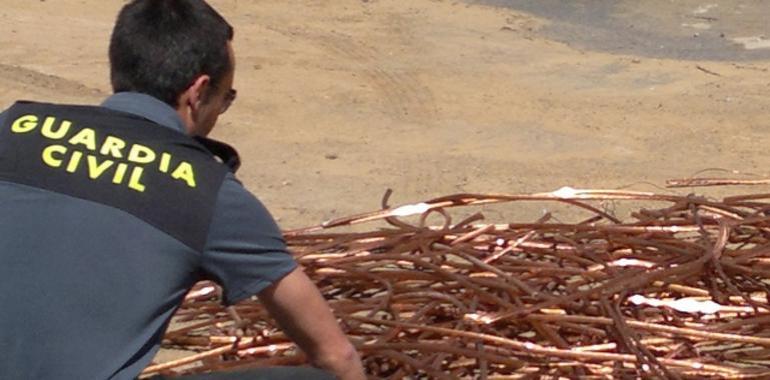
[0,93,296,379]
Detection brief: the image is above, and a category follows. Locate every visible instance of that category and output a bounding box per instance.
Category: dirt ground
[2,0,770,229]
[2,0,769,370]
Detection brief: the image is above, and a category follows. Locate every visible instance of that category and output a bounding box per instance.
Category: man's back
[0,101,230,379]
[0,1,366,378]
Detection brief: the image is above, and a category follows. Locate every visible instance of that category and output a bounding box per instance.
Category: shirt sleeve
[201,173,297,305]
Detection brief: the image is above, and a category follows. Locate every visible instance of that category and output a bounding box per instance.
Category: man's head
[109,0,236,136]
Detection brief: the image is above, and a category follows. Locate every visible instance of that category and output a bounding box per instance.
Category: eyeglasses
[220,88,237,114]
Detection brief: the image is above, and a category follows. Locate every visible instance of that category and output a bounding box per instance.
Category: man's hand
[258,267,366,380]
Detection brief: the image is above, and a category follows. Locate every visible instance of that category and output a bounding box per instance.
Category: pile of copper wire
[143,187,770,379]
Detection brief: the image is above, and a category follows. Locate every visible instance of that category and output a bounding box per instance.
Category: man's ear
[176,74,212,135]
[185,75,212,111]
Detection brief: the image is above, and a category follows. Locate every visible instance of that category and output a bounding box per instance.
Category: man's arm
[258,267,366,380]
[201,179,365,378]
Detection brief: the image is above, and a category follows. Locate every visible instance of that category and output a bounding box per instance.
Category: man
[0,1,365,379]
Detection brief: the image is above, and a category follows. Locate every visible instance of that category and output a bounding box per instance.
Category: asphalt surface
[473,0,770,61]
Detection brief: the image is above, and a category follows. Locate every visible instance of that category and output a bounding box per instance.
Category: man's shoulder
[214,173,264,214]
[210,173,284,239]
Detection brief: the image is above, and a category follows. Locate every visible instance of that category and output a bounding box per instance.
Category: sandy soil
[2,0,770,229]
[2,0,770,230]
[1,0,769,366]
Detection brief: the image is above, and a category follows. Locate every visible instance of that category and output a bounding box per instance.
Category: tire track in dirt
[0,63,106,103]
[267,26,437,123]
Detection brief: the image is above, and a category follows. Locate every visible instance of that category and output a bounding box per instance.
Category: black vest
[0,101,238,252]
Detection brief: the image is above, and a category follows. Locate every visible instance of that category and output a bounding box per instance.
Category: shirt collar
[101,92,188,134]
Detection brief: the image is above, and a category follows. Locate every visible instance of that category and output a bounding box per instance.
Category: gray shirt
[100,93,297,304]
[0,93,296,379]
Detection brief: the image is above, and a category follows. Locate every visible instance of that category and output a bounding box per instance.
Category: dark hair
[109,0,234,107]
